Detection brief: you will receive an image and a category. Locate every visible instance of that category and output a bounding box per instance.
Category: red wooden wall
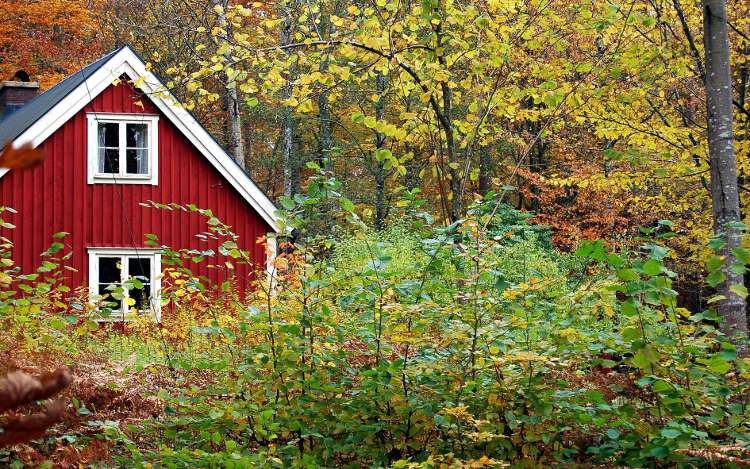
[0,80,271,294]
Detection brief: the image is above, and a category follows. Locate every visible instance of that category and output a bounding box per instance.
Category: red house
[0,46,279,320]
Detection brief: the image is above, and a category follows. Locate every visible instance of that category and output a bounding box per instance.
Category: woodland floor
[0,342,201,467]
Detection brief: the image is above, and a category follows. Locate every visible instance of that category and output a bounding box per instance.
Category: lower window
[88,248,161,321]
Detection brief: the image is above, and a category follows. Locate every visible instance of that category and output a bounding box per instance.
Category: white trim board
[88,247,162,322]
[2,46,280,232]
[86,112,160,185]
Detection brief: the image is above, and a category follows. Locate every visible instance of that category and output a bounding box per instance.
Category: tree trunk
[478,148,491,196]
[212,0,245,169]
[374,72,387,230]
[280,1,299,197]
[317,7,335,172]
[703,0,748,353]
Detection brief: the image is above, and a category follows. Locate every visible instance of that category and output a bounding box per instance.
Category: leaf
[706,270,726,288]
[0,367,72,413]
[279,196,295,210]
[729,284,748,298]
[621,301,638,317]
[705,354,731,374]
[340,197,355,212]
[642,259,662,276]
[375,148,392,161]
[0,142,45,170]
[616,268,638,281]
[631,345,660,369]
[706,255,724,271]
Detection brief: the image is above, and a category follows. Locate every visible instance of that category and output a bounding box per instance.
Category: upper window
[88,248,161,321]
[87,113,159,185]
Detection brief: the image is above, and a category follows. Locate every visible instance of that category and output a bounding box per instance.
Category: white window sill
[90,174,157,185]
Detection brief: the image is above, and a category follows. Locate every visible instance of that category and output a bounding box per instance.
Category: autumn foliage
[0,0,105,87]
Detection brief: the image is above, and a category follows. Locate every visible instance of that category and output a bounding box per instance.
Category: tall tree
[213,0,246,169]
[280,0,300,197]
[374,72,388,230]
[703,0,748,352]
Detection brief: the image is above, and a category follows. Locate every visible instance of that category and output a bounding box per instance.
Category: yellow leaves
[233,32,249,44]
[283,97,299,108]
[297,99,314,113]
[329,64,350,81]
[442,405,470,418]
[432,69,451,83]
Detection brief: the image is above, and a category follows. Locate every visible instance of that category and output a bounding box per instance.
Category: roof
[0,45,280,232]
[0,47,122,148]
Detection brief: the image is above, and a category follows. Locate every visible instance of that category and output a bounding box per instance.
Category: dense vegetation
[1,0,750,466]
[1,187,749,467]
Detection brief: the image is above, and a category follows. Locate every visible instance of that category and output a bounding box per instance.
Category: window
[87,113,159,185]
[88,248,161,321]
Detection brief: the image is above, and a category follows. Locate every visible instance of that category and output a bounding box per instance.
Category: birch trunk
[703,0,748,353]
[212,0,245,169]
[280,1,299,197]
[317,8,334,171]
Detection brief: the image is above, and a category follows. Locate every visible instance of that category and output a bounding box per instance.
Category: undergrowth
[0,192,749,467]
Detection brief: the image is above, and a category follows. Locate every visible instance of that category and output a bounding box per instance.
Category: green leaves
[339,197,355,212]
[631,344,660,370]
[729,283,748,299]
[641,259,662,276]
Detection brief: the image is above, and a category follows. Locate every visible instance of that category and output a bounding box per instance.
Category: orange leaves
[0,367,73,447]
[0,142,45,170]
[0,0,105,88]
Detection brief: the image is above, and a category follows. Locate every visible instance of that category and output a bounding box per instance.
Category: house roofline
[0,45,280,233]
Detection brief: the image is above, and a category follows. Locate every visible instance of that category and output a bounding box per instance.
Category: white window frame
[86,113,159,185]
[88,248,162,321]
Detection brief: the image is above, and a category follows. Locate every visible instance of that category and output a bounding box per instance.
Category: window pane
[129,282,151,311]
[128,257,150,278]
[98,148,119,173]
[98,122,119,147]
[99,257,121,283]
[128,257,152,311]
[126,149,148,174]
[98,256,121,307]
[126,123,148,148]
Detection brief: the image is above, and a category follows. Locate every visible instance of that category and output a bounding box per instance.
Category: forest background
[3,0,748,299]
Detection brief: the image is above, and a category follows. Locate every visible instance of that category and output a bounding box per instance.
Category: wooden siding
[0,80,271,293]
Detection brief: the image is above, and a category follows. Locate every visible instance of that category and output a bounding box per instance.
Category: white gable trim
[2,46,279,232]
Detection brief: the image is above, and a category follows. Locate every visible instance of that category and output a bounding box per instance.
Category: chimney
[0,70,39,120]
